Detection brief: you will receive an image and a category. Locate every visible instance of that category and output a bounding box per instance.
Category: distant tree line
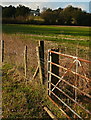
[2,5,30,18]
[41,5,91,26]
[1,4,41,24]
[1,4,91,26]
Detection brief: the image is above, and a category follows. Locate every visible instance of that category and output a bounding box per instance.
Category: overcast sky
[0,0,91,13]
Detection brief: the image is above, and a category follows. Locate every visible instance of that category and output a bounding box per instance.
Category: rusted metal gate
[47,49,91,119]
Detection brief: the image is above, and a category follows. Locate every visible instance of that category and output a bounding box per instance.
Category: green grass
[3,24,89,36]
[2,24,90,119]
[2,63,65,119]
[20,34,89,46]
[2,63,48,119]
[2,24,90,47]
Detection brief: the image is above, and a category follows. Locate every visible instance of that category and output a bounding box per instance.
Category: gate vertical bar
[48,50,52,96]
[75,49,78,101]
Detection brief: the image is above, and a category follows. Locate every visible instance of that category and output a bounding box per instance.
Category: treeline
[41,6,91,26]
[1,4,91,26]
[2,5,30,18]
[2,5,33,24]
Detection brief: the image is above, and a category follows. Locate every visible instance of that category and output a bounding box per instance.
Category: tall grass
[2,63,66,119]
[2,63,48,119]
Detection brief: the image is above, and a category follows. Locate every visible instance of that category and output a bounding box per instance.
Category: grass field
[2,24,90,119]
[2,24,90,47]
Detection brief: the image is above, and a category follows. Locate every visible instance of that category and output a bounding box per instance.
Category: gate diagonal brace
[51,58,81,92]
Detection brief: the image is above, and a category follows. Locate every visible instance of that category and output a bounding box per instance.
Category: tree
[2,5,16,18]
[2,4,91,26]
[42,7,47,12]
[41,8,63,24]
[59,5,74,25]
[15,5,30,17]
[41,8,53,24]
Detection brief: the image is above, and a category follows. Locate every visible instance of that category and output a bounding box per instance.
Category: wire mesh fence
[1,37,90,82]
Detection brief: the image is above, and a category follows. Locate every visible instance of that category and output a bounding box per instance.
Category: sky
[0,0,91,13]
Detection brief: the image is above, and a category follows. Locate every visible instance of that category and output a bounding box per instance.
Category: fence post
[24,46,27,79]
[36,46,43,84]
[39,40,45,84]
[51,49,59,86]
[0,40,4,63]
[48,49,59,96]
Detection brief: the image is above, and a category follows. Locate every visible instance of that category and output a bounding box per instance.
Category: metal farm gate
[47,49,91,120]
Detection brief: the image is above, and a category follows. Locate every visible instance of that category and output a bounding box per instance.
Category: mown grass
[3,24,89,36]
[2,24,90,47]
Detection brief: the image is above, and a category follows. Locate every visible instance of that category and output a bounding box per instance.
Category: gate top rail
[49,50,91,63]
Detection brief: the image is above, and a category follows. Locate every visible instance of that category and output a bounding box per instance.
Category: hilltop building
[30,6,40,16]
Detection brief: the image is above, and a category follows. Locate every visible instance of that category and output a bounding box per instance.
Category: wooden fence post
[36,46,43,84]
[51,49,59,85]
[33,41,45,84]
[48,49,59,96]
[24,46,27,79]
[39,41,45,84]
[35,40,45,84]
[0,40,4,63]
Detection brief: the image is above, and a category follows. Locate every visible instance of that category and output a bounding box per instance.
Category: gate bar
[49,51,91,63]
[48,89,83,120]
[49,61,90,81]
[48,71,91,99]
[48,96,72,120]
[51,82,91,115]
